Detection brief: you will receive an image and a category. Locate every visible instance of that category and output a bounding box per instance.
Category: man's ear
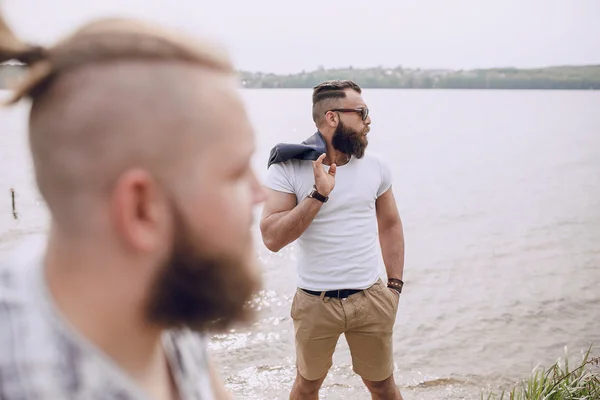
[325,111,338,127]
[110,169,165,253]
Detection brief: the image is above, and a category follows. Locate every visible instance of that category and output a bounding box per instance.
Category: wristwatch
[308,185,328,203]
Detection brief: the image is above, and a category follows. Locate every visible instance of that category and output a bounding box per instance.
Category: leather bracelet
[387,278,404,293]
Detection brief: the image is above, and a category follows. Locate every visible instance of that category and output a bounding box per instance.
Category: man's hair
[0,13,232,104]
[0,11,234,231]
[312,80,362,124]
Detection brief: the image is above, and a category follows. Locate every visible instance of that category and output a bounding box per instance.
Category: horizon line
[238,63,600,75]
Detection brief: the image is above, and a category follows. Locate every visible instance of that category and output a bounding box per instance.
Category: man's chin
[146,252,263,334]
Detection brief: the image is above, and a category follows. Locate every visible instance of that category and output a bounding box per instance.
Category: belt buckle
[339,289,348,300]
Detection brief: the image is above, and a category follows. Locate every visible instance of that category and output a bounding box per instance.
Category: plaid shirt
[0,241,214,400]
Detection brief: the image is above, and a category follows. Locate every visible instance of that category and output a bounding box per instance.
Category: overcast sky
[3,0,599,73]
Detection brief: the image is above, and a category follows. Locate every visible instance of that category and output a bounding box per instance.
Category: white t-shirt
[265,152,393,291]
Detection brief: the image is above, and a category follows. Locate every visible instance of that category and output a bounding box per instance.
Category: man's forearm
[262,198,323,252]
[208,356,233,400]
[379,222,405,281]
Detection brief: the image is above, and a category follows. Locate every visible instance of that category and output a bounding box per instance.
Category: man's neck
[43,229,177,399]
[325,148,351,167]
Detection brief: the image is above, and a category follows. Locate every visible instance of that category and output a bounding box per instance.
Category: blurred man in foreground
[0,11,264,400]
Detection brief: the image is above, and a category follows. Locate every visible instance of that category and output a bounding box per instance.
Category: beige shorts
[291,279,399,382]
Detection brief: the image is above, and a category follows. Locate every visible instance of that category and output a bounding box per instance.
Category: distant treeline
[2,63,600,90]
[239,65,600,90]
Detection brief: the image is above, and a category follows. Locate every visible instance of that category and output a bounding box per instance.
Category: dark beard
[331,120,368,159]
[146,210,262,333]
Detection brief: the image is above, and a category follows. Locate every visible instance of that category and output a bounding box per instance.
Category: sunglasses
[327,107,369,121]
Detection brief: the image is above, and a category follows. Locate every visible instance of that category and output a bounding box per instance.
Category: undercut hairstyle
[311,80,362,124]
[0,11,234,232]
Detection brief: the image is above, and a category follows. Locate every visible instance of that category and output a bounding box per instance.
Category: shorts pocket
[291,289,319,320]
[386,286,400,314]
[370,280,399,315]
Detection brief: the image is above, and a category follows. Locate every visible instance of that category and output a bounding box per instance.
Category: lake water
[1,89,599,399]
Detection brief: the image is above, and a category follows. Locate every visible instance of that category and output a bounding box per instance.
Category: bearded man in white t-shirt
[260,80,405,400]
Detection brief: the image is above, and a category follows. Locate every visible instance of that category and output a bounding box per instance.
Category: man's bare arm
[376,188,405,281]
[208,355,232,400]
[260,154,336,252]
[260,188,324,252]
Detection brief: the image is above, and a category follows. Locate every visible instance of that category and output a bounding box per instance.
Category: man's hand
[312,153,336,196]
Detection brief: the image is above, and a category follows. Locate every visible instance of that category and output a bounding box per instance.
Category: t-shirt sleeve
[377,157,393,197]
[264,162,295,194]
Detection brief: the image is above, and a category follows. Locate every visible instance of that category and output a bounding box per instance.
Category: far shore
[1,63,600,90]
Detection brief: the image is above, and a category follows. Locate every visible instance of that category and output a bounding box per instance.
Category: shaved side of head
[28,62,236,232]
[312,96,345,126]
[0,14,239,234]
